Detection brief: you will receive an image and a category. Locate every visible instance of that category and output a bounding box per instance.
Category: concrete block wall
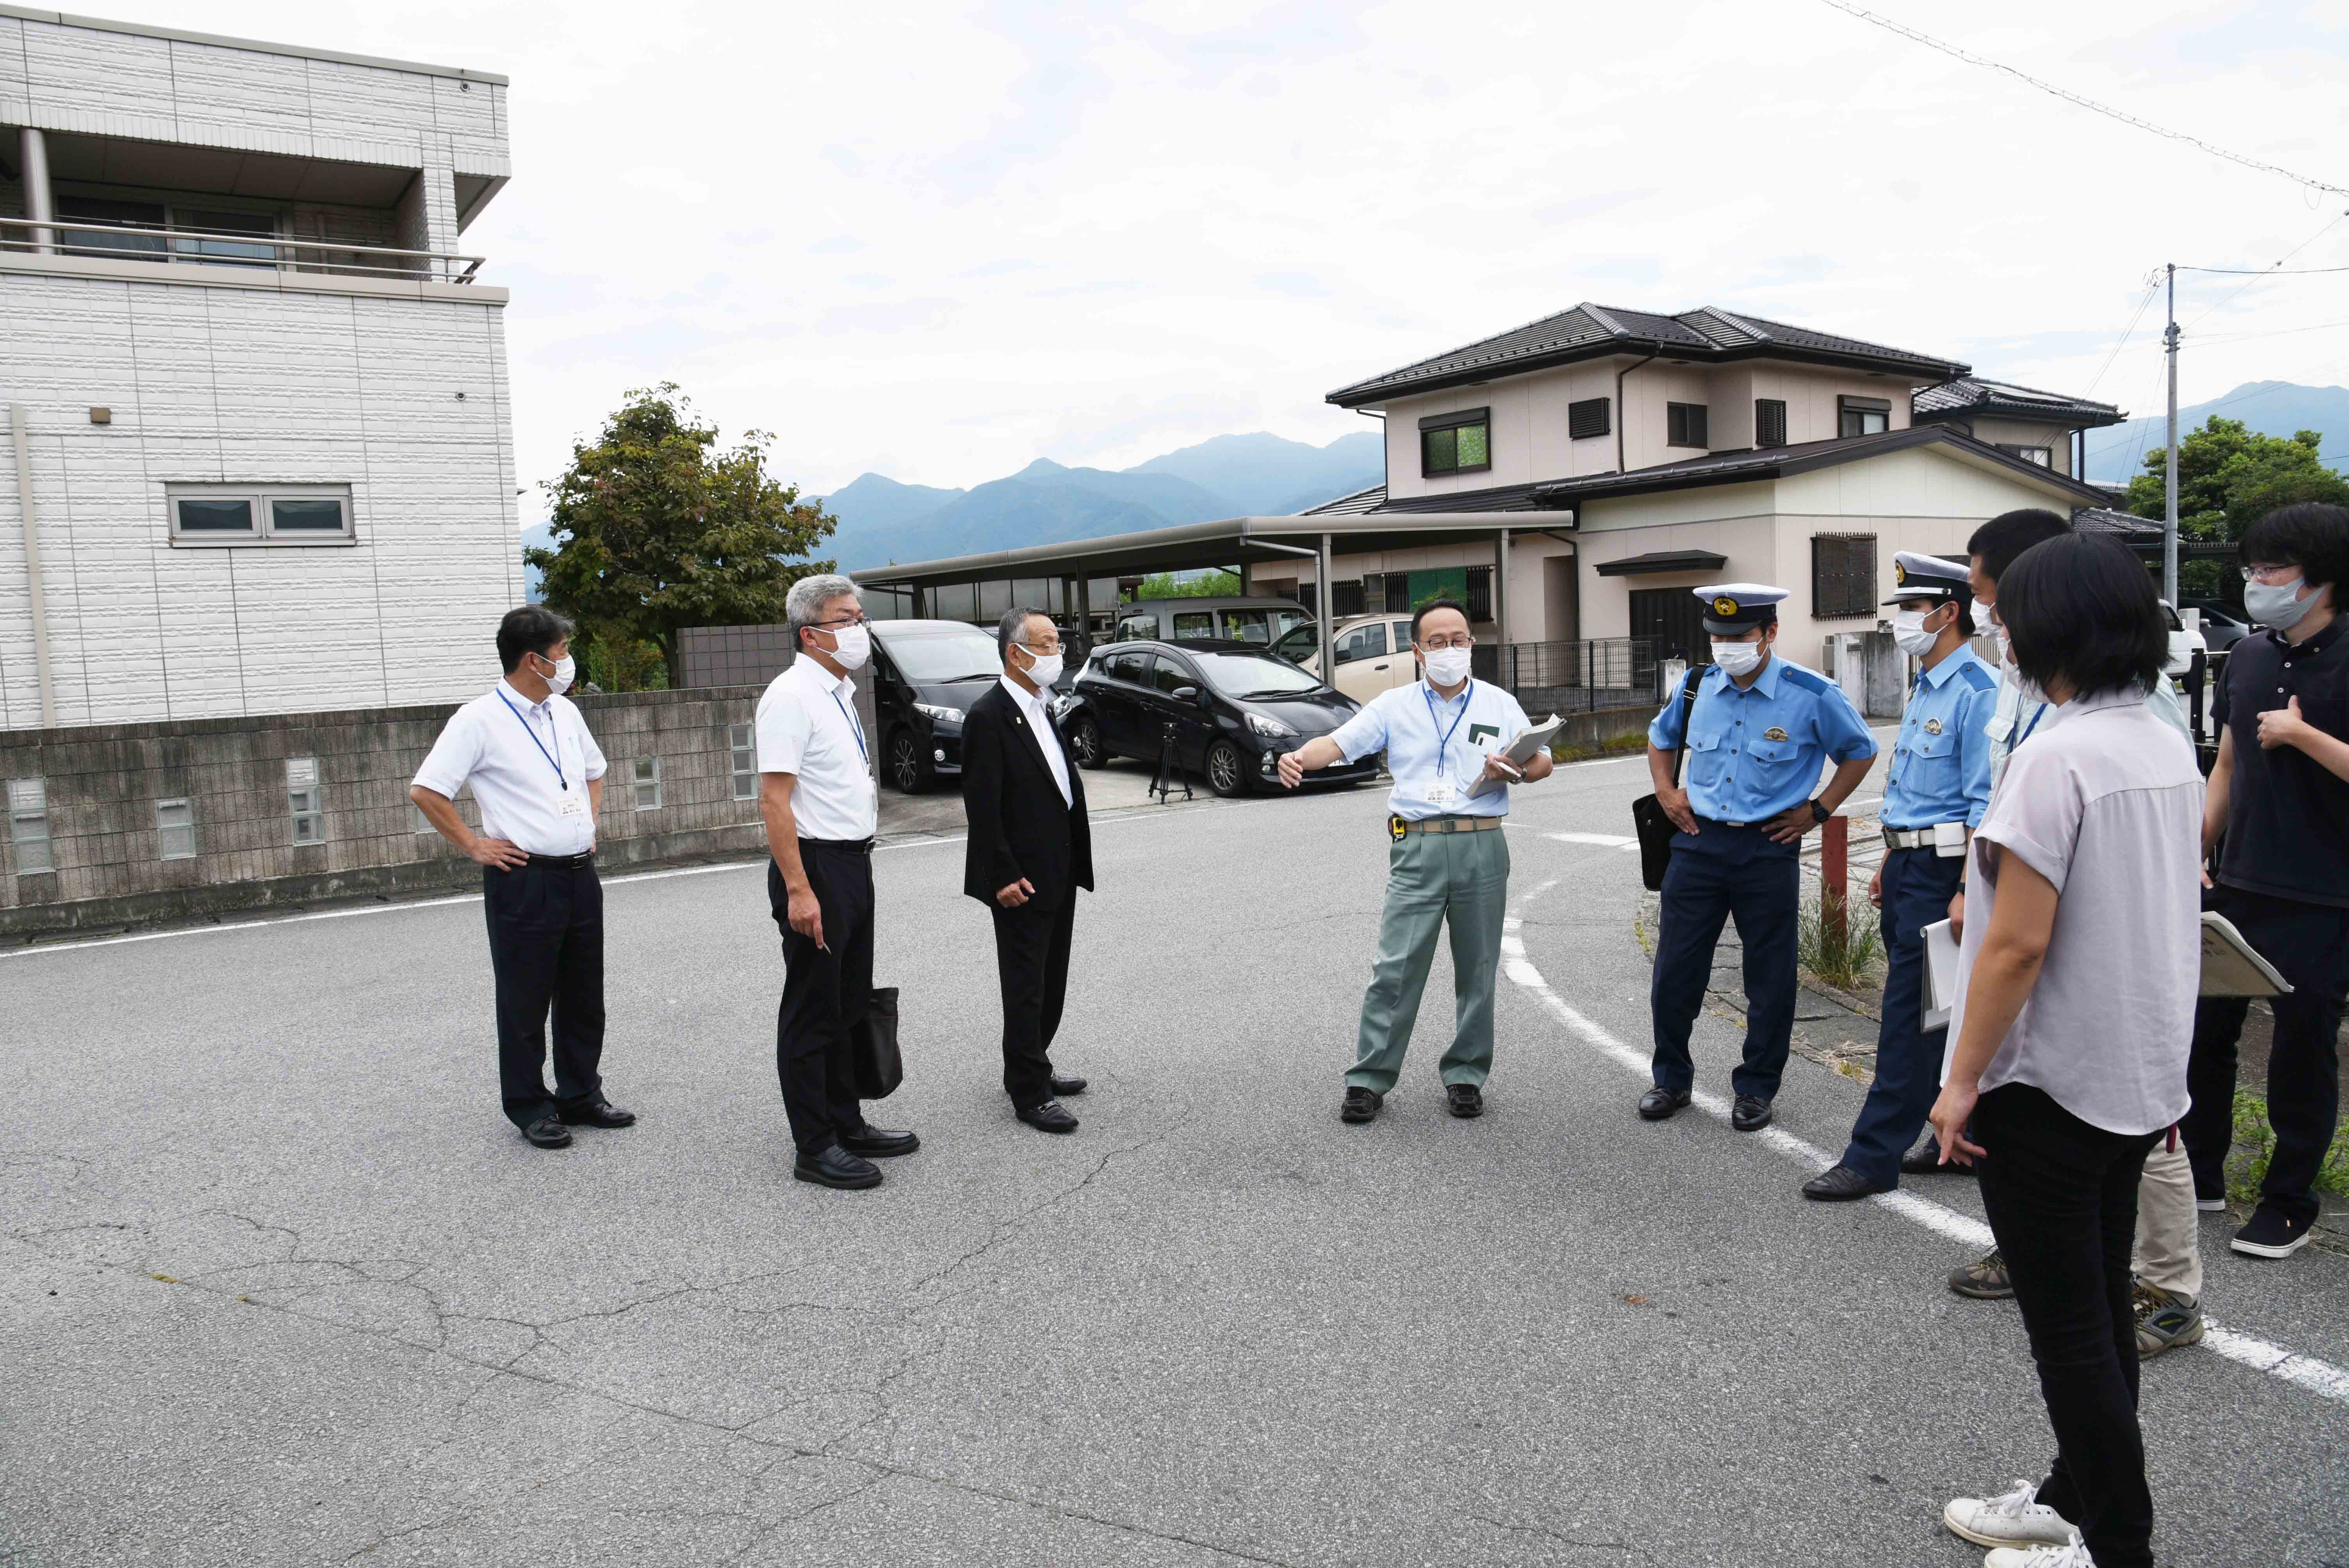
[678,625,798,691]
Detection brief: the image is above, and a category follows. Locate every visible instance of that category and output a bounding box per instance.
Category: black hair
[1966,509,2070,584]
[1997,534,2167,700]
[1411,597,1471,643]
[497,604,575,674]
[2238,502,2349,593]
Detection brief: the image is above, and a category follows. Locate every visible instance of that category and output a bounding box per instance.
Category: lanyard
[831,692,868,761]
[2016,702,2049,749]
[496,690,566,790]
[1422,680,1472,774]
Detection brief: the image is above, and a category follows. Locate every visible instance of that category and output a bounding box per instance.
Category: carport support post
[1316,534,1334,679]
[1494,527,1510,678]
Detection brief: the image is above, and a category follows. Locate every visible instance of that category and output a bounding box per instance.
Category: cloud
[809,235,864,254]
[1253,271,1329,298]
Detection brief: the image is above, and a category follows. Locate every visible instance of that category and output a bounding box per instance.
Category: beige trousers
[2132,1135,2202,1299]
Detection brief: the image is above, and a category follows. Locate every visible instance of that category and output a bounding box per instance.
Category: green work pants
[1347,825,1511,1093]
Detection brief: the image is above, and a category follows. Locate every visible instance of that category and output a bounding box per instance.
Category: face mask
[2244,575,2321,633]
[2015,675,2054,709]
[1422,646,1473,687]
[1711,639,1764,677]
[537,652,574,695]
[1019,648,1064,688]
[1890,609,1940,658]
[1994,625,2012,666]
[1969,602,1992,636]
[825,624,871,670]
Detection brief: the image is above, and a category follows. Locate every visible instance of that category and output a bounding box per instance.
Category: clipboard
[1466,714,1565,798]
[1918,911,2290,1032]
[1921,918,1958,1032]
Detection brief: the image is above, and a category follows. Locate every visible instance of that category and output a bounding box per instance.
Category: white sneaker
[1943,1480,2078,1548]
[2195,1196,2227,1212]
[1985,1533,2095,1566]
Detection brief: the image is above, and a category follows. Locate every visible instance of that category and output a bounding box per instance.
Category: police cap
[1693,583,1789,635]
[1884,551,1969,606]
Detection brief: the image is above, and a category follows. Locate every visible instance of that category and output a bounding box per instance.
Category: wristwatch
[1809,799,1830,824]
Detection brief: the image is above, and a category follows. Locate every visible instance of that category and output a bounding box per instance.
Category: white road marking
[1498,910,2349,1408]
[1544,832,1641,851]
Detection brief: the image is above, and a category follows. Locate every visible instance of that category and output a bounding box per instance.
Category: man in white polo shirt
[756,574,920,1190]
[1277,597,1552,1124]
[411,605,636,1150]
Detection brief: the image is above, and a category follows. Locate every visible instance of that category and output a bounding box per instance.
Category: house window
[1755,399,1788,448]
[1838,396,1891,438]
[1418,407,1491,477]
[1329,579,1366,618]
[1997,443,2054,467]
[1813,533,1879,620]
[286,757,325,844]
[57,197,278,267]
[729,723,757,800]
[8,778,52,875]
[1666,403,1709,449]
[167,485,354,546]
[155,798,196,861]
[632,757,663,811]
[1466,565,1493,622]
[1568,397,1611,440]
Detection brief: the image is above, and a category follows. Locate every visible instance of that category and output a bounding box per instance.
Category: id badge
[1424,780,1457,809]
[558,791,587,818]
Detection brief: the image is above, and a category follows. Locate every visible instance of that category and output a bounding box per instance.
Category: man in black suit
[962,607,1094,1133]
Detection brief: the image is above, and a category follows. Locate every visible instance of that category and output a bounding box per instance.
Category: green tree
[1130,568,1241,600]
[2125,417,2349,601]
[528,383,838,687]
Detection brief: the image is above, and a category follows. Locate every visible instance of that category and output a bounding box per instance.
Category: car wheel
[886,729,929,793]
[1204,739,1248,798]
[1067,715,1106,770]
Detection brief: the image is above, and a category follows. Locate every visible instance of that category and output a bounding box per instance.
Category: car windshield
[1192,651,1325,698]
[877,627,1002,683]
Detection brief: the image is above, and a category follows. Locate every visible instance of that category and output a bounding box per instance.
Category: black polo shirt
[2214,612,2349,908]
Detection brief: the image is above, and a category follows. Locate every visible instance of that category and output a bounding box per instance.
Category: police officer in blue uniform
[1804,553,1996,1199]
[1642,584,1878,1131]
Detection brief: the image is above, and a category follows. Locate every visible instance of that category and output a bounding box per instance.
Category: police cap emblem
[1763,725,1789,741]
[1894,560,1909,586]
[1713,595,1738,617]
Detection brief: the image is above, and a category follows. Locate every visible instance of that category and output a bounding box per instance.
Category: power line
[2180,262,2349,276]
[2083,279,2162,397]
[1817,2,2349,199]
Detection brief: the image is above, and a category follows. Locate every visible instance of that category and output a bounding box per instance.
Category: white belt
[1882,825,1962,850]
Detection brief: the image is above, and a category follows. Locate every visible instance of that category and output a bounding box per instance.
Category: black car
[868,619,1015,793]
[1060,638,1378,796]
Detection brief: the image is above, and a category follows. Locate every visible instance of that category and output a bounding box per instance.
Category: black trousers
[1975,1083,2160,1568]
[991,893,1076,1110]
[2181,888,2349,1225]
[483,858,605,1128]
[770,847,871,1155]
[1649,821,1800,1098]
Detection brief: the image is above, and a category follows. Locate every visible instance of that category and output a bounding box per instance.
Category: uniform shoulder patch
[1779,664,1832,694]
[1956,661,1996,692]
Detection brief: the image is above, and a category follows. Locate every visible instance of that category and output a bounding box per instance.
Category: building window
[1465,565,1493,622]
[287,757,324,844]
[1838,396,1891,438]
[1813,533,1879,620]
[633,757,663,811]
[729,723,757,800]
[1666,403,1709,448]
[8,778,52,875]
[156,798,196,860]
[1329,578,1366,618]
[1755,399,1788,448]
[57,197,278,267]
[1568,397,1611,440]
[1418,407,1492,477]
[167,485,355,547]
[1997,443,2054,467]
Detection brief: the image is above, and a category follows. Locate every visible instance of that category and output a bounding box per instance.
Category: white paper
[1921,918,1960,1033]
[2200,911,2294,997]
[1466,714,1567,798]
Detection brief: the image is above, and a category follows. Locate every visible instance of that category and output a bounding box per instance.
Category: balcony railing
[0,215,485,283]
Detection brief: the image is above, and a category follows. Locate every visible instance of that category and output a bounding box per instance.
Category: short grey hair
[786,573,860,644]
[997,605,1051,657]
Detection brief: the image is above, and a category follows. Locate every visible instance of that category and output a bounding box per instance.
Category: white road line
[1498,911,2349,1407]
[1543,832,1641,852]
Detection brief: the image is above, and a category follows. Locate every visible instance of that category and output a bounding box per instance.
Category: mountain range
[2082,381,2349,485]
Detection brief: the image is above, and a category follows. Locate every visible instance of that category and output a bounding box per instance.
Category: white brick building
[0,6,519,728]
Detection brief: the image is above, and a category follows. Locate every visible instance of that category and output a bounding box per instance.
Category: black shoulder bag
[1630,667,1707,893]
[852,985,904,1099]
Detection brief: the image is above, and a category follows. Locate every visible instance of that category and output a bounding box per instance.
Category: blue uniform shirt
[1649,656,1877,824]
[1883,647,1997,829]
[1330,677,1532,820]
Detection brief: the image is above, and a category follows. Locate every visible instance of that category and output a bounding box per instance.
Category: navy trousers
[1839,846,1966,1187]
[1649,820,1799,1099]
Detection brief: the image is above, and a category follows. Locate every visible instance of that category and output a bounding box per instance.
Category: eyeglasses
[814,613,870,629]
[1020,638,1064,655]
[2241,565,2302,585]
[1418,633,1476,650]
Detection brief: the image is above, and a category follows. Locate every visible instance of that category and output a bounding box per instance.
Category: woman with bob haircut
[1928,533,2201,1568]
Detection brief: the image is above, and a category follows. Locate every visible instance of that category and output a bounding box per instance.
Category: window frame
[286,756,325,845]
[1666,403,1710,449]
[1996,443,2054,467]
[155,797,196,861]
[1755,398,1788,449]
[166,484,356,547]
[729,722,758,801]
[1811,532,1880,621]
[1417,406,1492,478]
[8,777,53,875]
[632,756,663,812]
[1837,396,1891,439]
[1567,397,1611,441]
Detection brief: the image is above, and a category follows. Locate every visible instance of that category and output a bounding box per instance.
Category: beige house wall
[1963,416,2077,476]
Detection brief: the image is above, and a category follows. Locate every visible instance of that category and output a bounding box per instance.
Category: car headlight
[913,702,962,724]
[1245,709,1297,738]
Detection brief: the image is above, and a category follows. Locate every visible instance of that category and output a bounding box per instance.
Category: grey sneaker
[1942,1479,2077,1550]
[2132,1279,2205,1358]
[1948,1248,2014,1299]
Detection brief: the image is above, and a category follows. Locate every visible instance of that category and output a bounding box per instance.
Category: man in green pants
[1278,598,1553,1123]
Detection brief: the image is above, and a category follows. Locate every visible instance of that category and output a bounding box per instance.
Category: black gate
[1628,588,1710,665]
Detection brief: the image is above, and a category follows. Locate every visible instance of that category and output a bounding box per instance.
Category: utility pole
[2164,262,2180,607]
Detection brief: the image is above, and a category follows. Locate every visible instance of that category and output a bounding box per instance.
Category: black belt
[799,836,875,855]
[522,851,595,868]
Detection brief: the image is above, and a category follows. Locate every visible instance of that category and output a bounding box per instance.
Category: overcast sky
[165,0,2349,508]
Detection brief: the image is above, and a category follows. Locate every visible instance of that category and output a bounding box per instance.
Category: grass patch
[1550,731,1649,764]
[1797,888,1881,993]
[2226,1088,2349,1206]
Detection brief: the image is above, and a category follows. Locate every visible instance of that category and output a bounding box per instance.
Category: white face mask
[1422,645,1473,687]
[536,652,574,695]
[1890,608,1940,658]
[2244,574,2322,633]
[1018,647,1064,688]
[2016,675,2054,709]
[823,623,871,670]
[1711,638,1764,677]
[1969,602,1992,636]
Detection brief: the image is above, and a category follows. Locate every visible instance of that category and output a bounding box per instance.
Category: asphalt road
[4,743,2345,1568]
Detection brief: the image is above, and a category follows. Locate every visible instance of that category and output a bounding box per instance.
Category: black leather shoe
[1016,1099,1079,1134]
[1899,1136,1945,1175]
[1637,1086,1691,1121]
[840,1123,920,1158]
[522,1117,572,1149]
[1731,1094,1773,1132]
[794,1143,882,1189]
[560,1097,636,1129]
[1340,1086,1382,1124]
[1445,1083,1484,1118]
[1049,1073,1088,1096]
[1801,1164,1884,1201]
